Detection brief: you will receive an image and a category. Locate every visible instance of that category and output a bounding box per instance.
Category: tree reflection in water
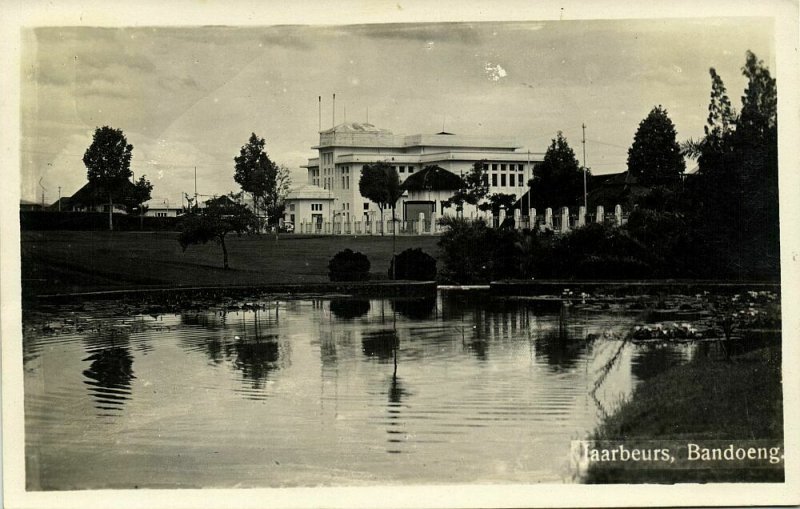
[533,303,587,372]
[329,299,370,320]
[82,327,135,413]
[390,297,437,320]
[229,335,280,390]
[361,330,399,363]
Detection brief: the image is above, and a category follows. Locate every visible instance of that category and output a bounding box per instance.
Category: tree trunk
[108,195,114,231]
[220,235,229,269]
[391,205,397,280]
[379,206,384,236]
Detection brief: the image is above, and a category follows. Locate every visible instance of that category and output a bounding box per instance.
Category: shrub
[328,249,370,282]
[389,248,437,280]
[437,216,519,284]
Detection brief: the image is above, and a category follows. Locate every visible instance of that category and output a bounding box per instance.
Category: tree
[627,106,685,185]
[680,51,778,278]
[479,192,517,216]
[234,133,290,230]
[358,162,403,275]
[529,132,585,209]
[178,193,259,269]
[359,162,402,231]
[123,175,153,229]
[444,161,489,216]
[83,126,134,231]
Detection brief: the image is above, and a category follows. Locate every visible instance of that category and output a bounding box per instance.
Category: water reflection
[82,328,135,413]
[533,305,588,372]
[391,297,437,320]
[24,292,725,488]
[329,299,370,320]
[362,330,399,363]
[630,343,688,381]
[229,336,280,390]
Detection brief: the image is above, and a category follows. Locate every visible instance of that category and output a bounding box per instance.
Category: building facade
[283,183,335,232]
[302,122,544,223]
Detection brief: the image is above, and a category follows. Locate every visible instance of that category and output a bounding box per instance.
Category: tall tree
[529,132,584,209]
[83,126,134,231]
[359,162,396,230]
[178,193,259,269]
[234,133,289,230]
[444,161,490,216]
[358,162,403,274]
[682,51,779,278]
[627,106,685,185]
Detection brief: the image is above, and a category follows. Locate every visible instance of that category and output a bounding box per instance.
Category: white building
[283,183,335,233]
[302,122,544,223]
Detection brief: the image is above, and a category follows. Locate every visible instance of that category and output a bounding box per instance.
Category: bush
[437,217,519,284]
[389,248,437,280]
[328,249,370,282]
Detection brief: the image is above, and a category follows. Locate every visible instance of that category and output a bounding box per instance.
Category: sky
[20,18,774,208]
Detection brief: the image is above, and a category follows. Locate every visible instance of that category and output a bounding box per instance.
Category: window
[518,164,524,171]
[364,203,369,210]
[501,174,506,186]
[492,163,498,171]
[289,204,296,211]
[492,174,498,186]
[399,166,405,173]
[290,214,295,223]
[408,166,414,173]
[509,174,515,187]
[311,203,323,212]
[500,164,506,171]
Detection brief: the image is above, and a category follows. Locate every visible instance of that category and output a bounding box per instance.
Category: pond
[23,291,710,489]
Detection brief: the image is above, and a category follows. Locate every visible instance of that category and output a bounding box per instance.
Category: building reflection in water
[82,327,135,414]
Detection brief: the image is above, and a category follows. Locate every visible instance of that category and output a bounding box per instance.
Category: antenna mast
[581,123,587,211]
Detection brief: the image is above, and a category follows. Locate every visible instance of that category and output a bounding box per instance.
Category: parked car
[280,221,294,233]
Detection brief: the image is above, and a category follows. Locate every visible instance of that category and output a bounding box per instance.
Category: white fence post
[561,206,570,232]
[578,205,586,227]
[418,212,424,235]
[514,208,521,230]
[498,208,506,227]
[431,211,438,234]
[596,205,605,224]
[615,204,623,226]
[545,208,553,230]
[530,208,537,229]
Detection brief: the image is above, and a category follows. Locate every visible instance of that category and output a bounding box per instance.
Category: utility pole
[194,166,198,211]
[581,123,588,211]
[332,93,336,127]
[318,96,321,132]
[58,186,61,211]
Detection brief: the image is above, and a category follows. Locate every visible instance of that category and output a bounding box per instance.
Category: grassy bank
[21,231,440,296]
[585,346,783,483]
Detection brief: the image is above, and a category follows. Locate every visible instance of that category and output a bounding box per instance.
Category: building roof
[401,165,462,192]
[286,183,335,200]
[320,122,393,135]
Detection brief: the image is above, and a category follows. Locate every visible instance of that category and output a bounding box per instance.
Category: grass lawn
[585,346,784,483]
[21,231,441,295]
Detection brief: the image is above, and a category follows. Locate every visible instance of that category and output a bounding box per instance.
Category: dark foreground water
[24,292,700,489]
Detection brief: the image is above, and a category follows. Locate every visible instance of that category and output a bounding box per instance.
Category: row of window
[491,173,526,187]
[311,203,323,211]
[486,162,526,172]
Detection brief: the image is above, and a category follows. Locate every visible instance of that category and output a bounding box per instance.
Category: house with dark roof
[400,165,465,222]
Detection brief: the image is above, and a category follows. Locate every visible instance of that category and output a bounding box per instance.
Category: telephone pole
[581,123,588,211]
